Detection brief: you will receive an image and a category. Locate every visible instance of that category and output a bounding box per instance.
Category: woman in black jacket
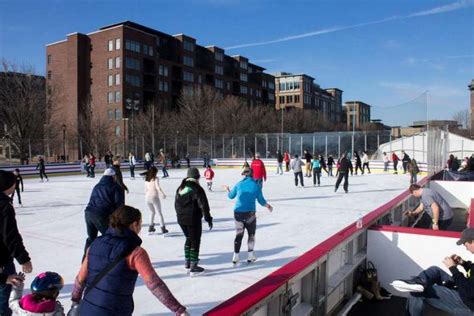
[175,168,213,276]
[0,170,33,315]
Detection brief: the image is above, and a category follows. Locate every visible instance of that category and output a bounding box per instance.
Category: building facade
[46,21,275,159]
[274,73,343,124]
[343,101,371,130]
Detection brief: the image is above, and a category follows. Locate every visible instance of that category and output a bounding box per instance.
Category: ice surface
[12,168,410,315]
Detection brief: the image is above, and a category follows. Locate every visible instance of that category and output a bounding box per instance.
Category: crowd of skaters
[2,148,473,315]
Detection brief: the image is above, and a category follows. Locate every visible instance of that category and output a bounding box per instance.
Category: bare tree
[452,109,470,129]
[0,60,48,163]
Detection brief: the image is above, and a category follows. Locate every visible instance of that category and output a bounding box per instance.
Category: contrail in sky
[225,0,474,50]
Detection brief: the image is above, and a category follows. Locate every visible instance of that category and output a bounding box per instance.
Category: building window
[156,37,160,46]
[143,44,154,57]
[125,57,140,70]
[256,90,262,98]
[125,40,141,53]
[108,40,114,51]
[286,95,293,103]
[240,73,247,82]
[226,82,231,90]
[240,85,247,94]
[115,109,122,120]
[295,95,300,103]
[198,75,202,84]
[108,110,114,120]
[125,74,141,87]
[269,93,275,101]
[115,57,121,68]
[115,91,121,103]
[279,78,300,91]
[108,75,113,87]
[108,92,114,104]
[249,88,253,96]
[47,71,51,80]
[262,80,267,88]
[159,81,169,92]
[268,81,275,89]
[115,38,121,50]
[159,65,169,76]
[215,65,224,75]
[115,74,120,85]
[240,60,247,69]
[279,96,285,104]
[184,41,194,52]
[47,55,52,65]
[215,51,223,61]
[115,126,121,136]
[183,56,194,67]
[248,66,253,74]
[183,71,194,82]
[108,58,113,70]
[215,79,223,89]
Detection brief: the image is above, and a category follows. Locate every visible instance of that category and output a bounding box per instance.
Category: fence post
[142,135,145,159]
[312,135,315,154]
[422,132,425,163]
[277,136,280,154]
[325,134,328,158]
[79,139,83,160]
[412,135,415,160]
[231,136,234,157]
[461,139,464,158]
[364,132,367,151]
[135,136,138,157]
[389,134,392,155]
[243,136,246,158]
[289,135,292,154]
[300,135,303,156]
[377,133,380,151]
[198,136,201,157]
[254,135,257,156]
[28,139,32,164]
[265,134,268,158]
[222,135,225,158]
[187,136,189,158]
[338,133,341,158]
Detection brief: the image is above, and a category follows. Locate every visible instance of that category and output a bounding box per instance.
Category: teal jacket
[311,159,321,169]
[228,176,267,212]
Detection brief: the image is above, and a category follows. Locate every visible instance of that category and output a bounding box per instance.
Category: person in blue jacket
[83,168,125,258]
[224,167,273,265]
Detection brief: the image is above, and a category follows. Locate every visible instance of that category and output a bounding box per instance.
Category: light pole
[62,124,66,162]
[122,118,129,157]
[348,104,357,159]
[280,105,285,152]
[125,98,139,152]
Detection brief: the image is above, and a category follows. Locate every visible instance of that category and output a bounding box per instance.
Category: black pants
[285,162,289,172]
[84,211,109,258]
[234,212,256,253]
[39,169,48,180]
[294,171,304,186]
[335,172,349,192]
[89,165,95,178]
[313,168,321,185]
[180,222,202,263]
[11,187,21,204]
[403,161,408,173]
[186,158,190,168]
[162,166,169,177]
[328,165,333,176]
[130,165,135,178]
[354,163,363,175]
[362,162,371,174]
[394,160,398,172]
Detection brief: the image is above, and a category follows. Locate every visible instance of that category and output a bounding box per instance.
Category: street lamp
[122,118,129,157]
[62,124,66,162]
[348,104,357,159]
[125,98,140,153]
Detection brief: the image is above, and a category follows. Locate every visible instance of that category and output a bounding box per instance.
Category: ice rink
[12,167,410,315]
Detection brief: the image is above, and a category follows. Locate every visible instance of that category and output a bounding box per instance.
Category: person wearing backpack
[408,159,420,185]
[69,206,188,316]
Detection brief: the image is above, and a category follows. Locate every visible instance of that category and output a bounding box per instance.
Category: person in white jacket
[383,152,389,172]
[290,154,305,187]
[9,272,64,316]
[145,166,168,234]
[129,152,136,180]
[362,151,371,174]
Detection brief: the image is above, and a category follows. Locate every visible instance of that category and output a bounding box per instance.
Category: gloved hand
[207,218,213,230]
[67,302,80,316]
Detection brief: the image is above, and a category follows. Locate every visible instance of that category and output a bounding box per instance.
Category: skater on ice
[36,156,48,182]
[224,167,273,264]
[144,166,168,234]
[129,151,136,180]
[174,168,213,276]
[290,154,305,187]
[250,153,267,187]
[11,169,23,206]
[204,165,215,191]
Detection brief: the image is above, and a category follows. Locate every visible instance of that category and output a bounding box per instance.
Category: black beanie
[0,170,16,192]
[187,167,200,179]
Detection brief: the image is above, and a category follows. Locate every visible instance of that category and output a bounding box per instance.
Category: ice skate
[190,262,205,277]
[148,224,156,233]
[247,251,257,263]
[161,226,169,235]
[232,253,240,265]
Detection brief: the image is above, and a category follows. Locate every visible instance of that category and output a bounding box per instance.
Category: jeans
[0,261,16,315]
[130,165,135,178]
[335,172,349,192]
[162,166,169,177]
[84,211,109,257]
[276,163,283,175]
[407,266,472,316]
[384,161,389,171]
[294,172,304,186]
[433,217,453,231]
[234,212,256,253]
[403,161,409,173]
[313,168,321,185]
[410,173,418,184]
[328,165,333,176]
[354,163,363,175]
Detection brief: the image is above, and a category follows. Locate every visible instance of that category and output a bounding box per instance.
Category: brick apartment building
[46,21,275,159]
[343,101,371,130]
[274,72,343,123]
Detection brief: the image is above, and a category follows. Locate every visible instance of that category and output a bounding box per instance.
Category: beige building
[343,101,371,130]
[274,73,343,123]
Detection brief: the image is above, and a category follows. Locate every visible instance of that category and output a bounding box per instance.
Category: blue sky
[0,0,473,126]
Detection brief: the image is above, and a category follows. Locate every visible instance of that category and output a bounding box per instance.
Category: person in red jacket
[283,151,290,172]
[392,152,400,175]
[250,153,267,187]
[204,165,215,191]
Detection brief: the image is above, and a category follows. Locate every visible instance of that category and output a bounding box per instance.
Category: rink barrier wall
[204,174,433,316]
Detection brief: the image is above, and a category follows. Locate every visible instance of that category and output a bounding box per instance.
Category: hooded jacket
[175,179,212,225]
[84,176,124,217]
[9,285,64,316]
